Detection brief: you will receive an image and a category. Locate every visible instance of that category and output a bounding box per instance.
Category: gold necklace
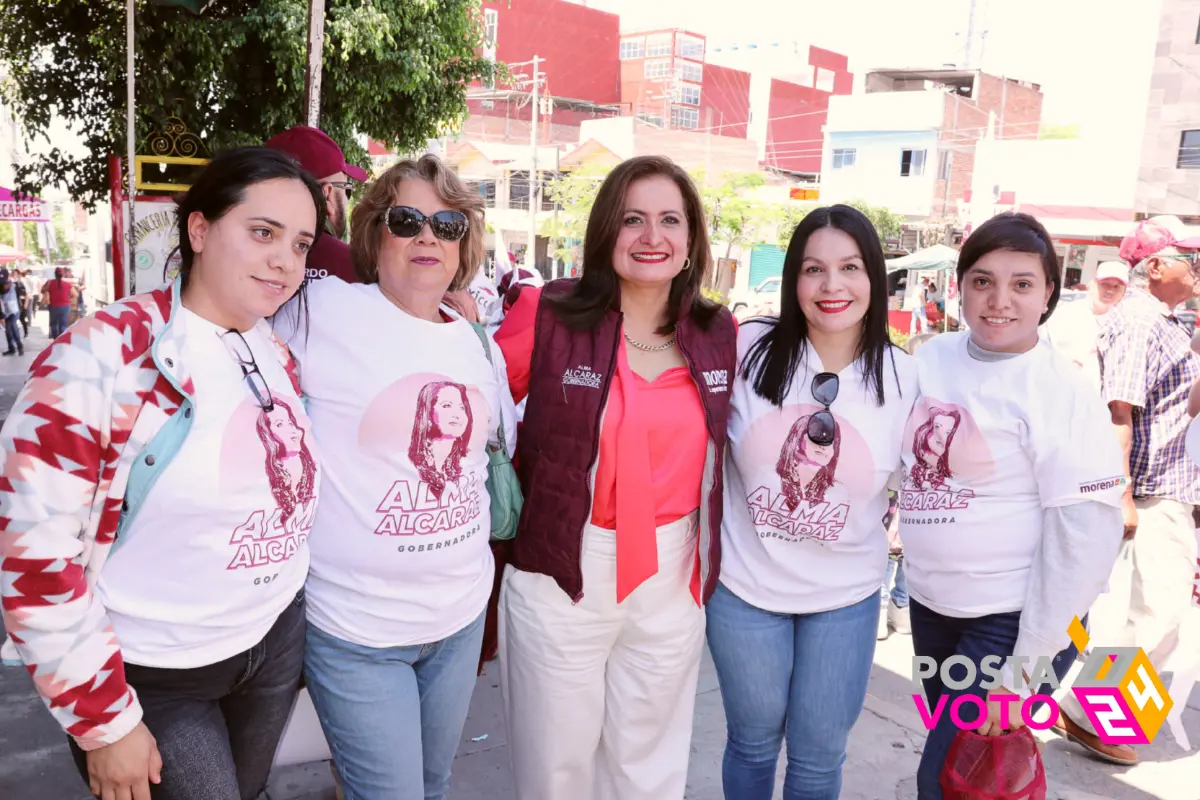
[624,332,676,352]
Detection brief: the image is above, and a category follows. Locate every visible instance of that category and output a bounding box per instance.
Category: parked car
[731,276,782,319]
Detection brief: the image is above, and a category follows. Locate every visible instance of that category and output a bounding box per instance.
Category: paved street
[1,318,1197,800]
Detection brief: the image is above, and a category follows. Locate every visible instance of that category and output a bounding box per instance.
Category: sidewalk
[0,311,52,425]
[267,633,1200,800]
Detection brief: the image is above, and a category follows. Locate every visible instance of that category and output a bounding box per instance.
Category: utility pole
[526,55,542,273]
[303,0,327,126]
[551,145,561,279]
[963,0,977,70]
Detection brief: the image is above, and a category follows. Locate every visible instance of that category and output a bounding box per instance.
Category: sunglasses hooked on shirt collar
[806,372,839,447]
[383,206,469,242]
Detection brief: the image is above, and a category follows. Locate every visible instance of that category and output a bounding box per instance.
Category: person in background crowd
[494,155,736,800]
[12,267,30,336]
[1042,260,1128,391]
[41,266,78,338]
[19,267,36,330]
[909,277,929,336]
[1,147,323,800]
[899,213,1124,799]
[1,268,23,356]
[709,205,917,800]
[1055,216,1200,764]
[275,154,516,800]
[266,125,367,285]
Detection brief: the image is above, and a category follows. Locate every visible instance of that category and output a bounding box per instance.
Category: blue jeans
[706,582,879,800]
[49,304,70,338]
[909,601,1082,800]
[884,554,909,607]
[304,611,485,800]
[4,312,21,352]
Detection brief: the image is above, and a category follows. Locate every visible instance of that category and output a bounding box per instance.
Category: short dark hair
[956,212,1061,324]
[174,146,326,291]
[545,155,720,333]
[742,204,900,407]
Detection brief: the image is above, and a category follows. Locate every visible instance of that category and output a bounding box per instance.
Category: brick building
[820,68,1043,225]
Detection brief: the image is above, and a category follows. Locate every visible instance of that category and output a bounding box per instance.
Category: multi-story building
[706,40,853,177]
[819,68,1043,225]
[1134,0,1200,219]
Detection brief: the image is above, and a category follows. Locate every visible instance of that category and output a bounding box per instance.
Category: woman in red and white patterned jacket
[0,147,325,800]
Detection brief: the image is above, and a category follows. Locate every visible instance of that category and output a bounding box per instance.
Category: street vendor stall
[885,243,960,334]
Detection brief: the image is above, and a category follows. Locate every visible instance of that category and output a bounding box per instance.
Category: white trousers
[1060,497,1200,736]
[498,513,705,800]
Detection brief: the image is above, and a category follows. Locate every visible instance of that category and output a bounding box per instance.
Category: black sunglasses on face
[221,330,275,413]
[323,180,354,199]
[807,372,839,447]
[384,206,469,241]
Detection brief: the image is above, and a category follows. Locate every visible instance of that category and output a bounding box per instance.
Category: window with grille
[675,61,703,83]
[646,33,673,57]
[1179,130,1200,169]
[900,149,927,177]
[676,34,704,59]
[619,38,645,59]
[644,59,672,79]
[671,106,699,129]
[832,148,856,169]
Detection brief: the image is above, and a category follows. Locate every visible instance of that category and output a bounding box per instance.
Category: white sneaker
[877,607,890,640]
[888,601,911,635]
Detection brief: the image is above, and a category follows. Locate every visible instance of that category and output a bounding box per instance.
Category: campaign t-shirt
[279,279,517,648]
[719,321,920,614]
[97,307,318,669]
[897,333,1125,618]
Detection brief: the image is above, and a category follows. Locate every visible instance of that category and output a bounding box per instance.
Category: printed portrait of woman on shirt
[257,396,317,525]
[777,412,841,508]
[710,205,919,800]
[907,407,961,492]
[408,379,474,500]
[896,212,1126,799]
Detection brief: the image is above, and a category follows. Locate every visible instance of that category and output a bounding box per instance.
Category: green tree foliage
[776,205,812,249]
[698,171,778,258]
[0,0,499,207]
[541,165,606,261]
[845,200,906,242]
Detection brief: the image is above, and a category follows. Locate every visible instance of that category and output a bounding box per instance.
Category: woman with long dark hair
[407,380,474,500]
[256,396,318,527]
[0,147,324,800]
[898,213,1125,799]
[493,155,736,799]
[707,205,917,800]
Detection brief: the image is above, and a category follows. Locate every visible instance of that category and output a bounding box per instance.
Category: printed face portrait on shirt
[777,413,841,508]
[256,397,318,524]
[903,398,993,492]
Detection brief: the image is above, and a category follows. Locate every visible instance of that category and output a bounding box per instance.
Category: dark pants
[4,313,22,353]
[69,592,307,800]
[19,304,29,335]
[49,304,70,338]
[909,600,1081,800]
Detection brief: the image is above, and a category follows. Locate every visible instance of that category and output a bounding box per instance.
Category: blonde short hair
[350,154,485,290]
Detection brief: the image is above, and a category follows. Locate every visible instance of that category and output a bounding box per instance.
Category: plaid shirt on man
[1097,286,1200,503]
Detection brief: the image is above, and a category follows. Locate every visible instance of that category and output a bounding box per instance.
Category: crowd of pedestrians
[0,126,1195,800]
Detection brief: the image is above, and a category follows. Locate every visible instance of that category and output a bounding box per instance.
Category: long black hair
[741,204,898,407]
[172,146,325,339]
[545,155,721,332]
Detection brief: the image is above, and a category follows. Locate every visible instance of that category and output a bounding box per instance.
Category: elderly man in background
[1054,216,1200,764]
[1043,260,1129,389]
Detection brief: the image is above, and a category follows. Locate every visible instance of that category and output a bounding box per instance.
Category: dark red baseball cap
[265,126,368,182]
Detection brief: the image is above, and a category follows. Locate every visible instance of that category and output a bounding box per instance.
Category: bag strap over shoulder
[468,322,508,453]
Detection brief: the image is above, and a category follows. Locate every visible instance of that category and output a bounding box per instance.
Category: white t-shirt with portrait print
[97,307,318,669]
[897,332,1125,619]
[719,320,920,615]
[277,277,518,649]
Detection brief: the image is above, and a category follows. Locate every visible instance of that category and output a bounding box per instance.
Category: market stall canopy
[885,243,959,273]
[0,187,49,223]
[0,244,30,264]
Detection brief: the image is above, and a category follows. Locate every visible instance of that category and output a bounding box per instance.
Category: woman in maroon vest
[493,155,736,799]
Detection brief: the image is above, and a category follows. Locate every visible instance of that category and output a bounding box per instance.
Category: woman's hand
[977,690,1025,737]
[85,722,163,800]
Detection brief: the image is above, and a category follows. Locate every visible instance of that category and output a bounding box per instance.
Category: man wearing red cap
[1054,215,1200,763]
[266,126,368,284]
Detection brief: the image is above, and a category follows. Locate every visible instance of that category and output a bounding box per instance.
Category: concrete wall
[820,130,940,217]
[1135,0,1200,216]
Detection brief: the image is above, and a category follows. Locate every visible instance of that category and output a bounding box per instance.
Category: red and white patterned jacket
[0,281,300,749]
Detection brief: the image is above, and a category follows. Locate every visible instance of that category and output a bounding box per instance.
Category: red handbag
[940,727,1047,800]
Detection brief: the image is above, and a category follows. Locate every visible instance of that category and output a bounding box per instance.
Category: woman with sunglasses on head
[706,205,917,800]
[897,213,1125,799]
[0,147,322,800]
[273,154,516,800]
[491,155,736,800]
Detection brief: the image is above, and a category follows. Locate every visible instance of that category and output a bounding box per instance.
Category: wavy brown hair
[546,155,720,333]
[350,154,485,290]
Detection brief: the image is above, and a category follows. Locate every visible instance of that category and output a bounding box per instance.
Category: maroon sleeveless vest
[513,279,737,602]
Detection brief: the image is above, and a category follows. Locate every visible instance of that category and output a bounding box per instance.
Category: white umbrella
[885,243,960,273]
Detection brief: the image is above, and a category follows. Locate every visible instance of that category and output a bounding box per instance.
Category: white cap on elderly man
[1095,261,1130,285]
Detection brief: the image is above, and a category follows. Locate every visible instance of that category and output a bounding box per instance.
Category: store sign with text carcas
[131,199,181,295]
[0,187,50,222]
